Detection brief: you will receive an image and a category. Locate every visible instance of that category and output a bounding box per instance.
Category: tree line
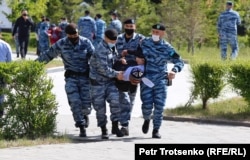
[2,0,250,53]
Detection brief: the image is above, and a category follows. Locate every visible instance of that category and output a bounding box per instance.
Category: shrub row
[1,32,37,49]
[188,59,250,109]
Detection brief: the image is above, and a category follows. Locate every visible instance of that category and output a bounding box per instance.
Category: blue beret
[152,23,165,31]
[123,19,135,24]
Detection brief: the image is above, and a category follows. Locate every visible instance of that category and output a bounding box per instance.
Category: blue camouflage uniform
[59,21,69,39]
[93,18,106,47]
[36,36,94,128]
[78,15,96,42]
[217,8,241,60]
[89,40,121,128]
[140,37,184,130]
[115,32,145,127]
[0,39,12,116]
[39,21,50,53]
[108,19,122,34]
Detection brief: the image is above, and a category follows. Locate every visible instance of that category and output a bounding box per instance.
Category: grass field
[165,97,250,121]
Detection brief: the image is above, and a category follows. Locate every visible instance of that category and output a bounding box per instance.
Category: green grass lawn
[165,97,250,121]
[0,136,71,149]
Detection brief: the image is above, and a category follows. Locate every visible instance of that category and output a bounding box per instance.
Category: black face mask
[124,29,135,36]
[68,37,79,45]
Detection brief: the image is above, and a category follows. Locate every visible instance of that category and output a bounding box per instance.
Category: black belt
[64,70,89,78]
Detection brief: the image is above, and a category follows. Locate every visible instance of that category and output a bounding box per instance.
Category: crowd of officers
[13,9,185,139]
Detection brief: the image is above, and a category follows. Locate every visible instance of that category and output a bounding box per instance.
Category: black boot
[121,123,129,136]
[79,125,86,137]
[112,121,124,137]
[84,115,89,128]
[121,127,129,136]
[142,119,150,134]
[0,109,3,118]
[152,129,161,139]
[101,125,109,139]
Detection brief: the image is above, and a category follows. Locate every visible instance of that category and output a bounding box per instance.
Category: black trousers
[18,36,29,59]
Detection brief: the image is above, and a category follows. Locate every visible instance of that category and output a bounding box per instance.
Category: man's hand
[121,50,128,57]
[120,57,127,65]
[168,71,176,80]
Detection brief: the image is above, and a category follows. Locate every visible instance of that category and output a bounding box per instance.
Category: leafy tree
[181,0,206,54]
[5,0,49,23]
[45,0,64,25]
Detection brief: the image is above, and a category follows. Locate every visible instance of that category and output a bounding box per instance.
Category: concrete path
[0,53,248,160]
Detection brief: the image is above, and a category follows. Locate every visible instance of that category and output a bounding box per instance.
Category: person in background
[38,18,50,53]
[114,18,145,136]
[0,39,12,117]
[35,16,46,56]
[217,1,241,60]
[89,29,124,139]
[93,13,106,47]
[108,12,122,34]
[139,23,184,139]
[48,24,62,45]
[12,9,34,59]
[58,17,69,39]
[78,10,96,42]
[13,27,20,58]
[36,23,94,137]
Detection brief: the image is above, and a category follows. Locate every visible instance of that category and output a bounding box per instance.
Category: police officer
[217,1,241,60]
[39,18,50,53]
[58,17,69,39]
[140,23,184,138]
[115,18,145,136]
[35,16,46,56]
[78,10,96,42]
[0,39,12,117]
[93,13,106,47]
[89,29,124,139]
[108,12,122,34]
[36,23,94,137]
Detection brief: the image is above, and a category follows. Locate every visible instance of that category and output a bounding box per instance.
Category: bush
[228,60,250,106]
[0,61,58,140]
[1,32,37,49]
[189,60,227,109]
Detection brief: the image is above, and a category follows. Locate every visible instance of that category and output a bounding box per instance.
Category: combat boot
[121,127,129,136]
[142,119,150,134]
[152,129,161,139]
[121,122,129,136]
[84,115,89,128]
[101,125,109,139]
[112,121,124,137]
[79,125,86,137]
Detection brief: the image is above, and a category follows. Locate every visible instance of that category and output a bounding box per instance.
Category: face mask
[124,29,135,36]
[68,37,79,44]
[152,34,160,42]
[108,43,115,48]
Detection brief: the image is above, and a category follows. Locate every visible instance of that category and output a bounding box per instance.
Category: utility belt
[64,70,89,78]
[90,78,116,86]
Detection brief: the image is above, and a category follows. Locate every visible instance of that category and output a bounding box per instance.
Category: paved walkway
[0,53,249,160]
